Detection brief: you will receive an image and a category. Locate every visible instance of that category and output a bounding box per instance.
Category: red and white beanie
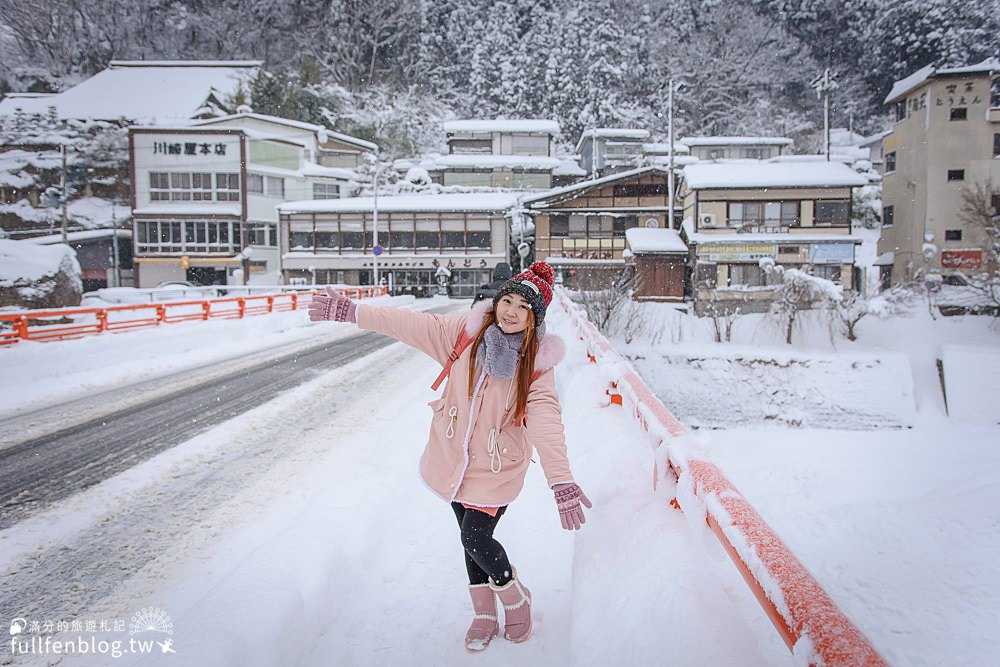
[493,261,555,323]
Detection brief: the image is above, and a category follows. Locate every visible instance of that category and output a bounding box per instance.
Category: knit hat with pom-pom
[493,261,555,324]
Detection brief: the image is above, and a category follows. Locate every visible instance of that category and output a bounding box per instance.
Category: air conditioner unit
[700,213,718,228]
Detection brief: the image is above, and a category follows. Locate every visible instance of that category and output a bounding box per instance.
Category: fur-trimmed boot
[465,584,499,651]
[489,570,532,643]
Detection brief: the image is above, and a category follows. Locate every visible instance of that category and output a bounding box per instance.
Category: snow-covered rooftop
[884,58,1000,104]
[192,113,378,151]
[443,119,560,135]
[682,160,867,189]
[574,128,650,152]
[522,166,671,206]
[277,193,520,215]
[642,142,690,155]
[0,61,261,125]
[625,227,687,254]
[429,154,562,170]
[680,136,794,147]
[23,228,131,245]
[553,158,587,176]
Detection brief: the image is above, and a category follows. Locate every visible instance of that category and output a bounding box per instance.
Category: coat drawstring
[446,406,458,439]
[487,428,501,474]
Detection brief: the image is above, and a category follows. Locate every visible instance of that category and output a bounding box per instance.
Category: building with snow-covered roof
[623,227,687,301]
[679,159,867,314]
[521,166,677,290]
[679,136,793,161]
[0,61,260,125]
[426,119,562,189]
[129,113,376,287]
[879,58,1000,287]
[576,128,650,179]
[25,229,133,290]
[276,193,518,296]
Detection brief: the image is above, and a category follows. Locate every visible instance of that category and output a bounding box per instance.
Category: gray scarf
[476,322,545,379]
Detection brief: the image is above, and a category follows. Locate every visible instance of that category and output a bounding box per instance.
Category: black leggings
[451,502,513,587]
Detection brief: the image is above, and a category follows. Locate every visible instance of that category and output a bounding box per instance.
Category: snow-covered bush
[0,239,82,309]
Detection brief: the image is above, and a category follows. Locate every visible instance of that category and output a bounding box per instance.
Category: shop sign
[810,243,854,264]
[152,141,228,156]
[941,249,982,269]
[704,243,776,262]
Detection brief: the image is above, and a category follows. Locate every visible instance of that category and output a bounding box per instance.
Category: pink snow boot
[465,584,499,651]
[489,570,532,643]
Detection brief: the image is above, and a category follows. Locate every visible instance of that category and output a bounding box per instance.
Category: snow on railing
[554,286,888,667]
[0,286,387,346]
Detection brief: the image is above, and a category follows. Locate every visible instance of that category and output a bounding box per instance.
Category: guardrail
[554,287,888,667]
[0,286,386,346]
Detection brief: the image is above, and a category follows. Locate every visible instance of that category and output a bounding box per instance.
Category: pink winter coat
[356,300,575,507]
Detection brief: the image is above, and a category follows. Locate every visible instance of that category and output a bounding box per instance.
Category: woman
[308,261,591,651]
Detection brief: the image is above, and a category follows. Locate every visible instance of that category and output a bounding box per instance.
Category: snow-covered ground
[1,292,998,667]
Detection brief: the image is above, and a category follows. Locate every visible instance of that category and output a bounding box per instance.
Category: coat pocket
[428,398,459,439]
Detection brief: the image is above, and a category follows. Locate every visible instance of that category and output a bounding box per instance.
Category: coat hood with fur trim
[464,299,565,374]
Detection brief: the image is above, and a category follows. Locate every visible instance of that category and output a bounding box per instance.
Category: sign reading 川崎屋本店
[152,142,228,156]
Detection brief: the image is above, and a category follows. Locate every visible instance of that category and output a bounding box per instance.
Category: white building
[277,192,518,297]
[129,113,376,287]
[679,136,793,161]
[415,119,562,189]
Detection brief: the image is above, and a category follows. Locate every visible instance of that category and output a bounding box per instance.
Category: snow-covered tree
[767,266,842,344]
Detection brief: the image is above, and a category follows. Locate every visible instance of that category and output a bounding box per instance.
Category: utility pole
[60,145,68,243]
[372,163,385,289]
[668,78,676,230]
[812,69,837,161]
[111,204,120,287]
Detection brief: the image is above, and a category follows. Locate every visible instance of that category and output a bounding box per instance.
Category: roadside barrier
[0,286,386,346]
[554,287,888,667]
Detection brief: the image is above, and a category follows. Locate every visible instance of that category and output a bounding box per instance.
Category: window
[696,263,717,287]
[885,151,896,172]
[742,147,765,159]
[549,214,569,237]
[613,183,667,197]
[993,133,999,158]
[265,176,284,197]
[215,173,240,201]
[247,173,264,194]
[950,107,968,121]
[729,201,799,229]
[992,77,1000,107]
[728,264,767,287]
[134,219,236,253]
[509,134,548,155]
[313,182,340,200]
[814,200,850,226]
[450,139,493,154]
[894,100,907,122]
[882,205,894,227]
[149,172,239,202]
[945,229,963,241]
[248,223,276,247]
[992,194,1000,217]
[812,264,842,283]
[947,169,965,182]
